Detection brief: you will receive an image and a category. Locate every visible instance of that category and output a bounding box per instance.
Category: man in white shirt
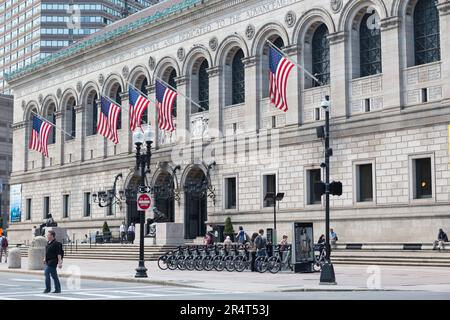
[128,223,136,244]
[120,222,126,244]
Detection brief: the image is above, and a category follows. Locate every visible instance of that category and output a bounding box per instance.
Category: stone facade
[5,0,450,243]
[0,94,13,230]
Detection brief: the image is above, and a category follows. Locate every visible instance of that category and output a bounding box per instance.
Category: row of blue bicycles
[157,244,293,273]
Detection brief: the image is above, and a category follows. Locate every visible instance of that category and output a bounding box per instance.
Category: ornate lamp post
[132,124,154,278]
[92,173,124,208]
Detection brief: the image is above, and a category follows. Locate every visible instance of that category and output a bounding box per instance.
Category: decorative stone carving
[330,0,343,14]
[149,56,156,70]
[122,65,130,79]
[21,101,26,110]
[177,47,185,61]
[206,66,222,78]
[245,24,255,40]
[98,73,105,86]
[38,94,43,105]
[56,88,62,99]
[76,81,82,93]
[209,37,218,51]
[285,11,296,28]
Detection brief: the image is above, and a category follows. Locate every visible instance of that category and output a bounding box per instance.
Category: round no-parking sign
[137,193,152,212]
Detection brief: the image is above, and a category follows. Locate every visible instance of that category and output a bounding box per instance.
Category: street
[1,272,450,300]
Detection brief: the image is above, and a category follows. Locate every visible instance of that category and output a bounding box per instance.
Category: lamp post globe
[133,129,144,146]
[143,124,154,143]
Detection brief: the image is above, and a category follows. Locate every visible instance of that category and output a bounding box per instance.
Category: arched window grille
[92,93,98,135]
[414,0,441,66]
[359,13,382,77]
[168,69,177,117]
[198,59,209,111]
[232,49,245,105]
[312,24,330,87]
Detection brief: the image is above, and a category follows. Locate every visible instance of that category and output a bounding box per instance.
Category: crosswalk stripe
[71,292,123,299]
[33,294,83,300]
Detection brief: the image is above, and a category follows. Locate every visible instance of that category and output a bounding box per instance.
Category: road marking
[33,294,83,300]
[110,290,164,297]
[71,292,123,299]
[0,283,20,287]
[0,297,19,300]
[11,278,42,282]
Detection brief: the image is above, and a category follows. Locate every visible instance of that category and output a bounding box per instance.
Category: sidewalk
[1,258,450,293]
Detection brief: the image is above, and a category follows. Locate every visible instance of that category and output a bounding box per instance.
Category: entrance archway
[153,171,175,222]
[184,168,208,239]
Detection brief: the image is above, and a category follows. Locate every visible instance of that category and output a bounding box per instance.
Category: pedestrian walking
[0,235,8,263]
[120,221,127,244]
[236,226,248,244]
[254,229,267,257]
[128,223,136,244]
[249,232,259,272]
[43,230,64,293]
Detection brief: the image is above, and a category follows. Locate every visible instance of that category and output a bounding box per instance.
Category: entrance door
[154,172,175,222]
[184,169,207,239]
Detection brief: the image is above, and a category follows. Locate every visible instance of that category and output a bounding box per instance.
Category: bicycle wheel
[167,255,177,270]
[157,255,169,270]
[255,256,268,273]
[177,256,187,270]
[194,256,204,271]
[234,256,247,272]
[224,255,235,272]
[185,256,195,271]
[203,256,214,271]
[213,256,225,271]
[268,256,281,274]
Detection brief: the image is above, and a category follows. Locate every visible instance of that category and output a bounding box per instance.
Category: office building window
[225,177,237,210]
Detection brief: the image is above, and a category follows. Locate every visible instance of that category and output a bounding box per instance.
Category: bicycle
[267,245,293,274]
[254,249,270,273]
[313,244,327,272]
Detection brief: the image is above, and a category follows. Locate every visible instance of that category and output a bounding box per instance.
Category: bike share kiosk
[292,222,314,273]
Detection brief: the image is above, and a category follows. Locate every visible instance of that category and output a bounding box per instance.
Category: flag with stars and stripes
[98,96,121,144]
[269,46,295,112]
[155,80,177,132]
[29,115,53,158]
[129,86,150,131]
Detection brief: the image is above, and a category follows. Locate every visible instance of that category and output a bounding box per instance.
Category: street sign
[137,193,152,212]
[138,186,152,194]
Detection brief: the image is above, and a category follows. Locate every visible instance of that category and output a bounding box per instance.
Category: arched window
[198,59,209,111]
[115,86,122,130]
[140,78,148,124]
[312,24,330,87]
[65,98,76,141]
[414,0,441,65]
[46,104,56,144]
[232,49,245,105]
[86,91,98,136]
[360,13,382,77]
[168,69,177,117]
[262,36,284,98]
[92,93,98,135]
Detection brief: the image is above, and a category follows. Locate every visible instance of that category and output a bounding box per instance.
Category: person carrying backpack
[237,226,247,244]
[0,235,9,263]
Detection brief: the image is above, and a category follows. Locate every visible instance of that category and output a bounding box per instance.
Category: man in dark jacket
[43,230,64,293]
[254,229,267,257]
[433,229,449,251]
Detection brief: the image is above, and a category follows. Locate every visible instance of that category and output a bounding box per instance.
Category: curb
[0,269,200,289]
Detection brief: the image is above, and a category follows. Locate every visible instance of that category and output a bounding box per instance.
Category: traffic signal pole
[320,96,337,285]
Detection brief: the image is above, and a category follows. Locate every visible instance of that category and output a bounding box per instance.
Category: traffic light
[330,181,343,196]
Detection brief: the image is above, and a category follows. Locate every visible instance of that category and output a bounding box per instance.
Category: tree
[224,217,235,241]
[102,221,110,234]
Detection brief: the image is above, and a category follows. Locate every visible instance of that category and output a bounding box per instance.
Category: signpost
[137,193,152,212]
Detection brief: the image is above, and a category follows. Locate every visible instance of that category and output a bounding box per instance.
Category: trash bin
[212,225,225,243]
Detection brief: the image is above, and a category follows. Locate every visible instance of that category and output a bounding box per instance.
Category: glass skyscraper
[0,0,157,94]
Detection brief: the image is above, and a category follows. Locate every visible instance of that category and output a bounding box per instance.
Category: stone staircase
[12,243,177,261]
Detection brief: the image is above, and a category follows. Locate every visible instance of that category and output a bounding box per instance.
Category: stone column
[437,2,450,103]
[242,55,259,133]
[207,66,222,139]
[11,121,28,172]
[74,105,84,162]
[174,76,189,143]
[328,31,348,120]
[119,92,131,155]
[283,44,301,126]
[380,17,402,110]
[55,111,64,165]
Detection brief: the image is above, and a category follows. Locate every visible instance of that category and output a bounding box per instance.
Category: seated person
[433,229,448,251]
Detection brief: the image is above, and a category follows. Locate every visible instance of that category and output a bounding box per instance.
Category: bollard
[8,247,21,269]
[28,236,47,270]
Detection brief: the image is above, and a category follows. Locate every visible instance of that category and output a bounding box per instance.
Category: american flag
[29,115,53,158]
[155,80,177,132]
[98,96,121,144]
[129,86,150,131]
[269,46,295,112]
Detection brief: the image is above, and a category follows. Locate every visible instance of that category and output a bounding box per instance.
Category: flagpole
[30,111,74,139]
[155,77,208,112]
[266,40,324,87]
